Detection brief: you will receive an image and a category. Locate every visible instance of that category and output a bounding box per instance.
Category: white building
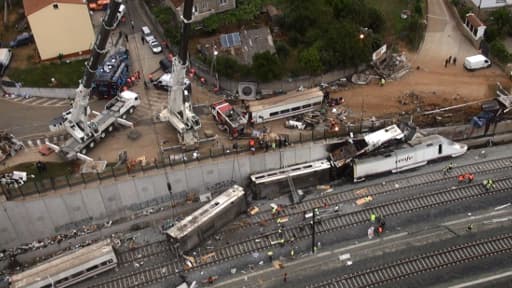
[464,13,487,40]
[470,0,512,9]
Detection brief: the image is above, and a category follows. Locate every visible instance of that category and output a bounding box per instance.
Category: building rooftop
[23,0,86,16]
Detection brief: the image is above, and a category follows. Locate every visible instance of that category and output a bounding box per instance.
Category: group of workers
[483,179,496,191]
[369,213,386,237]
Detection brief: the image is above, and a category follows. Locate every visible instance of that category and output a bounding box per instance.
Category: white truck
[49,90,140,160]
[464,54,491,71]
[47,0,140,161]
[0,48,12,76]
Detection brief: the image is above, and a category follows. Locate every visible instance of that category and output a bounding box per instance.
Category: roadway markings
[1,95,71,106]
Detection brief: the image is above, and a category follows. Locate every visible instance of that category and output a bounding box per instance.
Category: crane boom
[48,0,141,161]
[160,0,201,146]
[68,0,122,137]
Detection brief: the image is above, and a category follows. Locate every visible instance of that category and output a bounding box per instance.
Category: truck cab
[0,48,12,76]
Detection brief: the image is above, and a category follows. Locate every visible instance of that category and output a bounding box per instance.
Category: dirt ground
[334,53,509,126]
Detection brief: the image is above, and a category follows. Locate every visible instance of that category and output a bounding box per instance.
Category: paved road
[416,0,478,68]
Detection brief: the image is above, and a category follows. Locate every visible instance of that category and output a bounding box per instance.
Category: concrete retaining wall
[0,143,328,249]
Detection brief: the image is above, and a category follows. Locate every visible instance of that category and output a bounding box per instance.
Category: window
[291,106,301,111]
[269,111,279,117]
[219,0,228,5]
[313,101,322,106]
[302,104,311,109]
[201,0,208,9]
[438,144,442,155]
[53,3,59,9]
[280,109,290,114]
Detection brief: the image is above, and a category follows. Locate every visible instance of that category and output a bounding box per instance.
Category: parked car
[148,37,162,54]
[140,26,162,54]
[9,32,34,48]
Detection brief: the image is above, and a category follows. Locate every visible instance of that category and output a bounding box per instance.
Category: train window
[269,111,279,117]
[302,104,311,108]
[280,109,290,114]
[313,102,322,106]
[384,154,391,157]
[438,144,442,155]
[426,143,433,147]
[291,106,301,111]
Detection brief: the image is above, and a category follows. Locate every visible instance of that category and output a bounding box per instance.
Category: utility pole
[311,208,316,254]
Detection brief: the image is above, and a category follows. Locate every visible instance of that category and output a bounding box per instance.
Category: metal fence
[0,120,394,200]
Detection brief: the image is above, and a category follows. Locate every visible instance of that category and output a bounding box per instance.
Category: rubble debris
[0,131,24,163]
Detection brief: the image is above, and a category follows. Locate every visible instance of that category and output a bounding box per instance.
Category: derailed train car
[10,239,117,288]
[166,185,247,251]
[352,135,467,182]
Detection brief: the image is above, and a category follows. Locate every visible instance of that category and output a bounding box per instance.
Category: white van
[464,54,491,71]
[0,48,12,76]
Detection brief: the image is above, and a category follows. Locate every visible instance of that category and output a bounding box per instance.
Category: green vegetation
[0,162,74,182]
[199,0,265,33]
[150,0,427,82]
[147,4,180,47]
[6,60,85,88]
[366,0,409,37]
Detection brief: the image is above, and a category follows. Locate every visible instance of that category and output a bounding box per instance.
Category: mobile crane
[158,0,201,147]
[47,0,140,161]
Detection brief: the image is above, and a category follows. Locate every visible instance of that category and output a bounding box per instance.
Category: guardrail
[0,121,394,200]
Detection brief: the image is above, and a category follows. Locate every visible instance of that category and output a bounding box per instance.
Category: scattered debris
[248,206,260,216]
[0,131,24,163]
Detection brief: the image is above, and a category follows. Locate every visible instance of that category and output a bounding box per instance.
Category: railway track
[308,233,512,288]
[245,156,512,226]
[90,174,512,288]
[116,240,172,266]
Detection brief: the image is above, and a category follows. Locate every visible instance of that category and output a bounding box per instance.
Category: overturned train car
[165,185,247,251]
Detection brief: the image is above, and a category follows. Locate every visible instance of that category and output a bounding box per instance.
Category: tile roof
[466,13,485,27]
[23,0,86,16]
[170,0,184,8]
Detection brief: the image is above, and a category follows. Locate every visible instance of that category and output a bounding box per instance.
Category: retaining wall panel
[81,187,107,220]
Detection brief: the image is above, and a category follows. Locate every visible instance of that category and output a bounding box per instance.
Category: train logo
[396,154,414,164]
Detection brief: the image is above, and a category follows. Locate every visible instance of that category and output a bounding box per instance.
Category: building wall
[470,0,512,8]
[28,3,95,60]
[0,143,328,249]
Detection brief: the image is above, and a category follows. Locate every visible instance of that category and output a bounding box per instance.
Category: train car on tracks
[166,185,247,251]
[352,134,467,182]
[10,239,117,288]
[249,160,333,199]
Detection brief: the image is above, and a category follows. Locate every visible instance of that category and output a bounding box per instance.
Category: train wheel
[108,125,114,132]
[121,113,127,119]
[100,132,106,139]
[89,141,95,149]
[80,147,87,154]
[129,107,135,114]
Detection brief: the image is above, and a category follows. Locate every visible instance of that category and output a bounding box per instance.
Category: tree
[251,51,283,82]
[299,47,323,76]
[489,8,512,37]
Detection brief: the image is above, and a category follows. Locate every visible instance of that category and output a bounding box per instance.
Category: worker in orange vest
[249,138,256,154]
[466,173,475,183]
[458,174,465,184]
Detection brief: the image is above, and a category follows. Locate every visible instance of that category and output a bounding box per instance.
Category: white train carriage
[10,239,117,288]
[250,160,332,199]
[247,87,324,124]
[166,185,246,251]
[353,135,467,182]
